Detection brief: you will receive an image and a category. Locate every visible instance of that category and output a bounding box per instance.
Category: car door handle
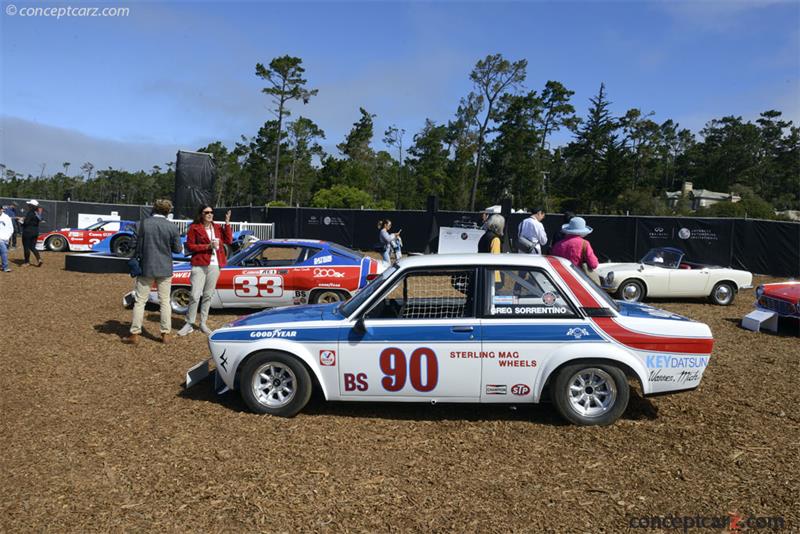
[451,326,474,333]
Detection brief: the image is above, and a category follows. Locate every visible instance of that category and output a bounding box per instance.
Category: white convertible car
[594,247,752,305]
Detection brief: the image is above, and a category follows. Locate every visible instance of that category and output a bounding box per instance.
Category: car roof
[255,238,327,246]
[393,253,568,269]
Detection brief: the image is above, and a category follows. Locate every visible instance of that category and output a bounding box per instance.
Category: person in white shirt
[517,207,547,254]
[0,206,13,272]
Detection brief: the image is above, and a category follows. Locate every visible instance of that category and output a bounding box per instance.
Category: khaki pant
[130,276,172,335]
[186,265,220,326]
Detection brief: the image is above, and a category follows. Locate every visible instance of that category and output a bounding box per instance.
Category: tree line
[2,54,798,219]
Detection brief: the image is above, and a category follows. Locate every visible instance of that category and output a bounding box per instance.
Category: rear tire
[170,286,192,315]
[46,235,68,252]
[709,282,735,306]
[552,363,629,426]
[240,352,312,417]
[617,279,645,303]
[111,235,134,258]
[310,289,347,304]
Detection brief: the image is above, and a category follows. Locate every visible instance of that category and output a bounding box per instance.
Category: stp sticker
[511,384,531,396]
[319,350,336,366]
[485,384,507,395]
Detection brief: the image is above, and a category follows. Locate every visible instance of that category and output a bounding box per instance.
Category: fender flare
[534,343,650,399]
[233,339,330,399]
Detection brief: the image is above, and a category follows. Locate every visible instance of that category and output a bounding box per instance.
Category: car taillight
[366,273,379,281]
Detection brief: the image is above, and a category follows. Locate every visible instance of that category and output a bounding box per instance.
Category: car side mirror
[637,264,644,272]
[353,316,367,335]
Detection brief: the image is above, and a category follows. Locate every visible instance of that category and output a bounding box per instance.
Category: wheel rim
[318,291,342,304]
[171,288,192,314]
[622,283,641,301]
[115,238,133,257]
[251,362,297,408]
[49,236,65,251]
[714,284,732,304]
[566,368,618,418]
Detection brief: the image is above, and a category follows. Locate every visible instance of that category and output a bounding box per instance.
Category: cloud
[0,115,214,176]
[656,0,788,32]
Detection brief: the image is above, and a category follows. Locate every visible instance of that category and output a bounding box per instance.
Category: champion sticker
[485,384,507,395]
[319,350,336,366]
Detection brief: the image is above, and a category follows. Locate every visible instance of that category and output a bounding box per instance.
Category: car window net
[376,271,473,319]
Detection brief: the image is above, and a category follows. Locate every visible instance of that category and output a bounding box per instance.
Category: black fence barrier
[2,197,798,277]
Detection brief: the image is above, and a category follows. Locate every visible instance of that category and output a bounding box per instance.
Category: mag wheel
[170,287,192,314]
[112,235,134,257]
[553,364,629,426]
[617,279,645,303]
[46,235,68,252]
[240,352,312,417]
[311,290,345,304]
[710,282,735,306]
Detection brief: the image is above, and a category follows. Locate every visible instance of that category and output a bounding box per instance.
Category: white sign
[437,226,485,254]
[77,213,121,230]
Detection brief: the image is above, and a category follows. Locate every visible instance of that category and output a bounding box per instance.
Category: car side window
[485,268,576,318]
[365,269,476,320]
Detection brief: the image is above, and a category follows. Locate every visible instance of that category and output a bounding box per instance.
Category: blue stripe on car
[211,323,605,343]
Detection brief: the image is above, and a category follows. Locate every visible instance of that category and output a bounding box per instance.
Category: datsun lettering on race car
[143,239,382,313]
[36,220,137,252]
[186,254,715,426]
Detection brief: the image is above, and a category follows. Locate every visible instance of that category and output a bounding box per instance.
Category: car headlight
[755,285,764,299]
[606,271,614,285]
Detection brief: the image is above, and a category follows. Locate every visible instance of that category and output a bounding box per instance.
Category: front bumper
[185,359,229,393]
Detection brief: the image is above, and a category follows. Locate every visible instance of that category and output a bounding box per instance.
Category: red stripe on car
[547,256,714,354]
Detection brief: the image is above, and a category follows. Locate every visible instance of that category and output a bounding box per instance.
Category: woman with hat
[551,217,599,271]
[19,199,44,267]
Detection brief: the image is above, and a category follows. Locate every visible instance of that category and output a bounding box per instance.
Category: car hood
[228,302,343,327]
[763,282,800,301]
[594,262,642,274]
[615,301,691,322]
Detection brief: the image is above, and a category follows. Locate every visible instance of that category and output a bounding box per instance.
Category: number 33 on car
[186,254,715,426]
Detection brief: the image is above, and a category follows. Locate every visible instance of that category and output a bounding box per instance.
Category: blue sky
[1,0,798,176]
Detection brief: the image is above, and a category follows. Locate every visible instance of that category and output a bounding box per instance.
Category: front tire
[240,352,312,417]
[709,282,736,306]
[617,279,645,303]
[111,235,134,257]
[552,363,630,426]
[170,286,192,314]
[46,235,68,252]
[311,289,347,304]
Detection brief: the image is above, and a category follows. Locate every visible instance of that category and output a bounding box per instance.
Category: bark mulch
[1,249,798,532]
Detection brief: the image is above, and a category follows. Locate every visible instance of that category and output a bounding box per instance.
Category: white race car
[187,254,715,426]
[594,247,752,305]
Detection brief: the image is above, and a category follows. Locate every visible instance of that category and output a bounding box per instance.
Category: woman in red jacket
[178,206,233,336]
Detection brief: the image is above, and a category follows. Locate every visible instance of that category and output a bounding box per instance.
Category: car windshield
[642,248,682,269]
[339,265,398,317]
[226,243,259,266]
[85,221,109,230]
[570,265,619,312]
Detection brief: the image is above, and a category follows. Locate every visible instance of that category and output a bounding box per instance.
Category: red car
[125,239,384,313]
[36,219,137,252]
[755,281,800,319]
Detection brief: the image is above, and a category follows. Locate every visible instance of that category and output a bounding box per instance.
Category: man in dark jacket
[124,199,183,345]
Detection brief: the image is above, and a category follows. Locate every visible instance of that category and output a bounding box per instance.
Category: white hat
[481,205,502,214]
[27,199,40,207]
[561,217,593,236]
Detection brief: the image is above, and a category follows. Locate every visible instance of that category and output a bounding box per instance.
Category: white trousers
[186,265,220,326]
